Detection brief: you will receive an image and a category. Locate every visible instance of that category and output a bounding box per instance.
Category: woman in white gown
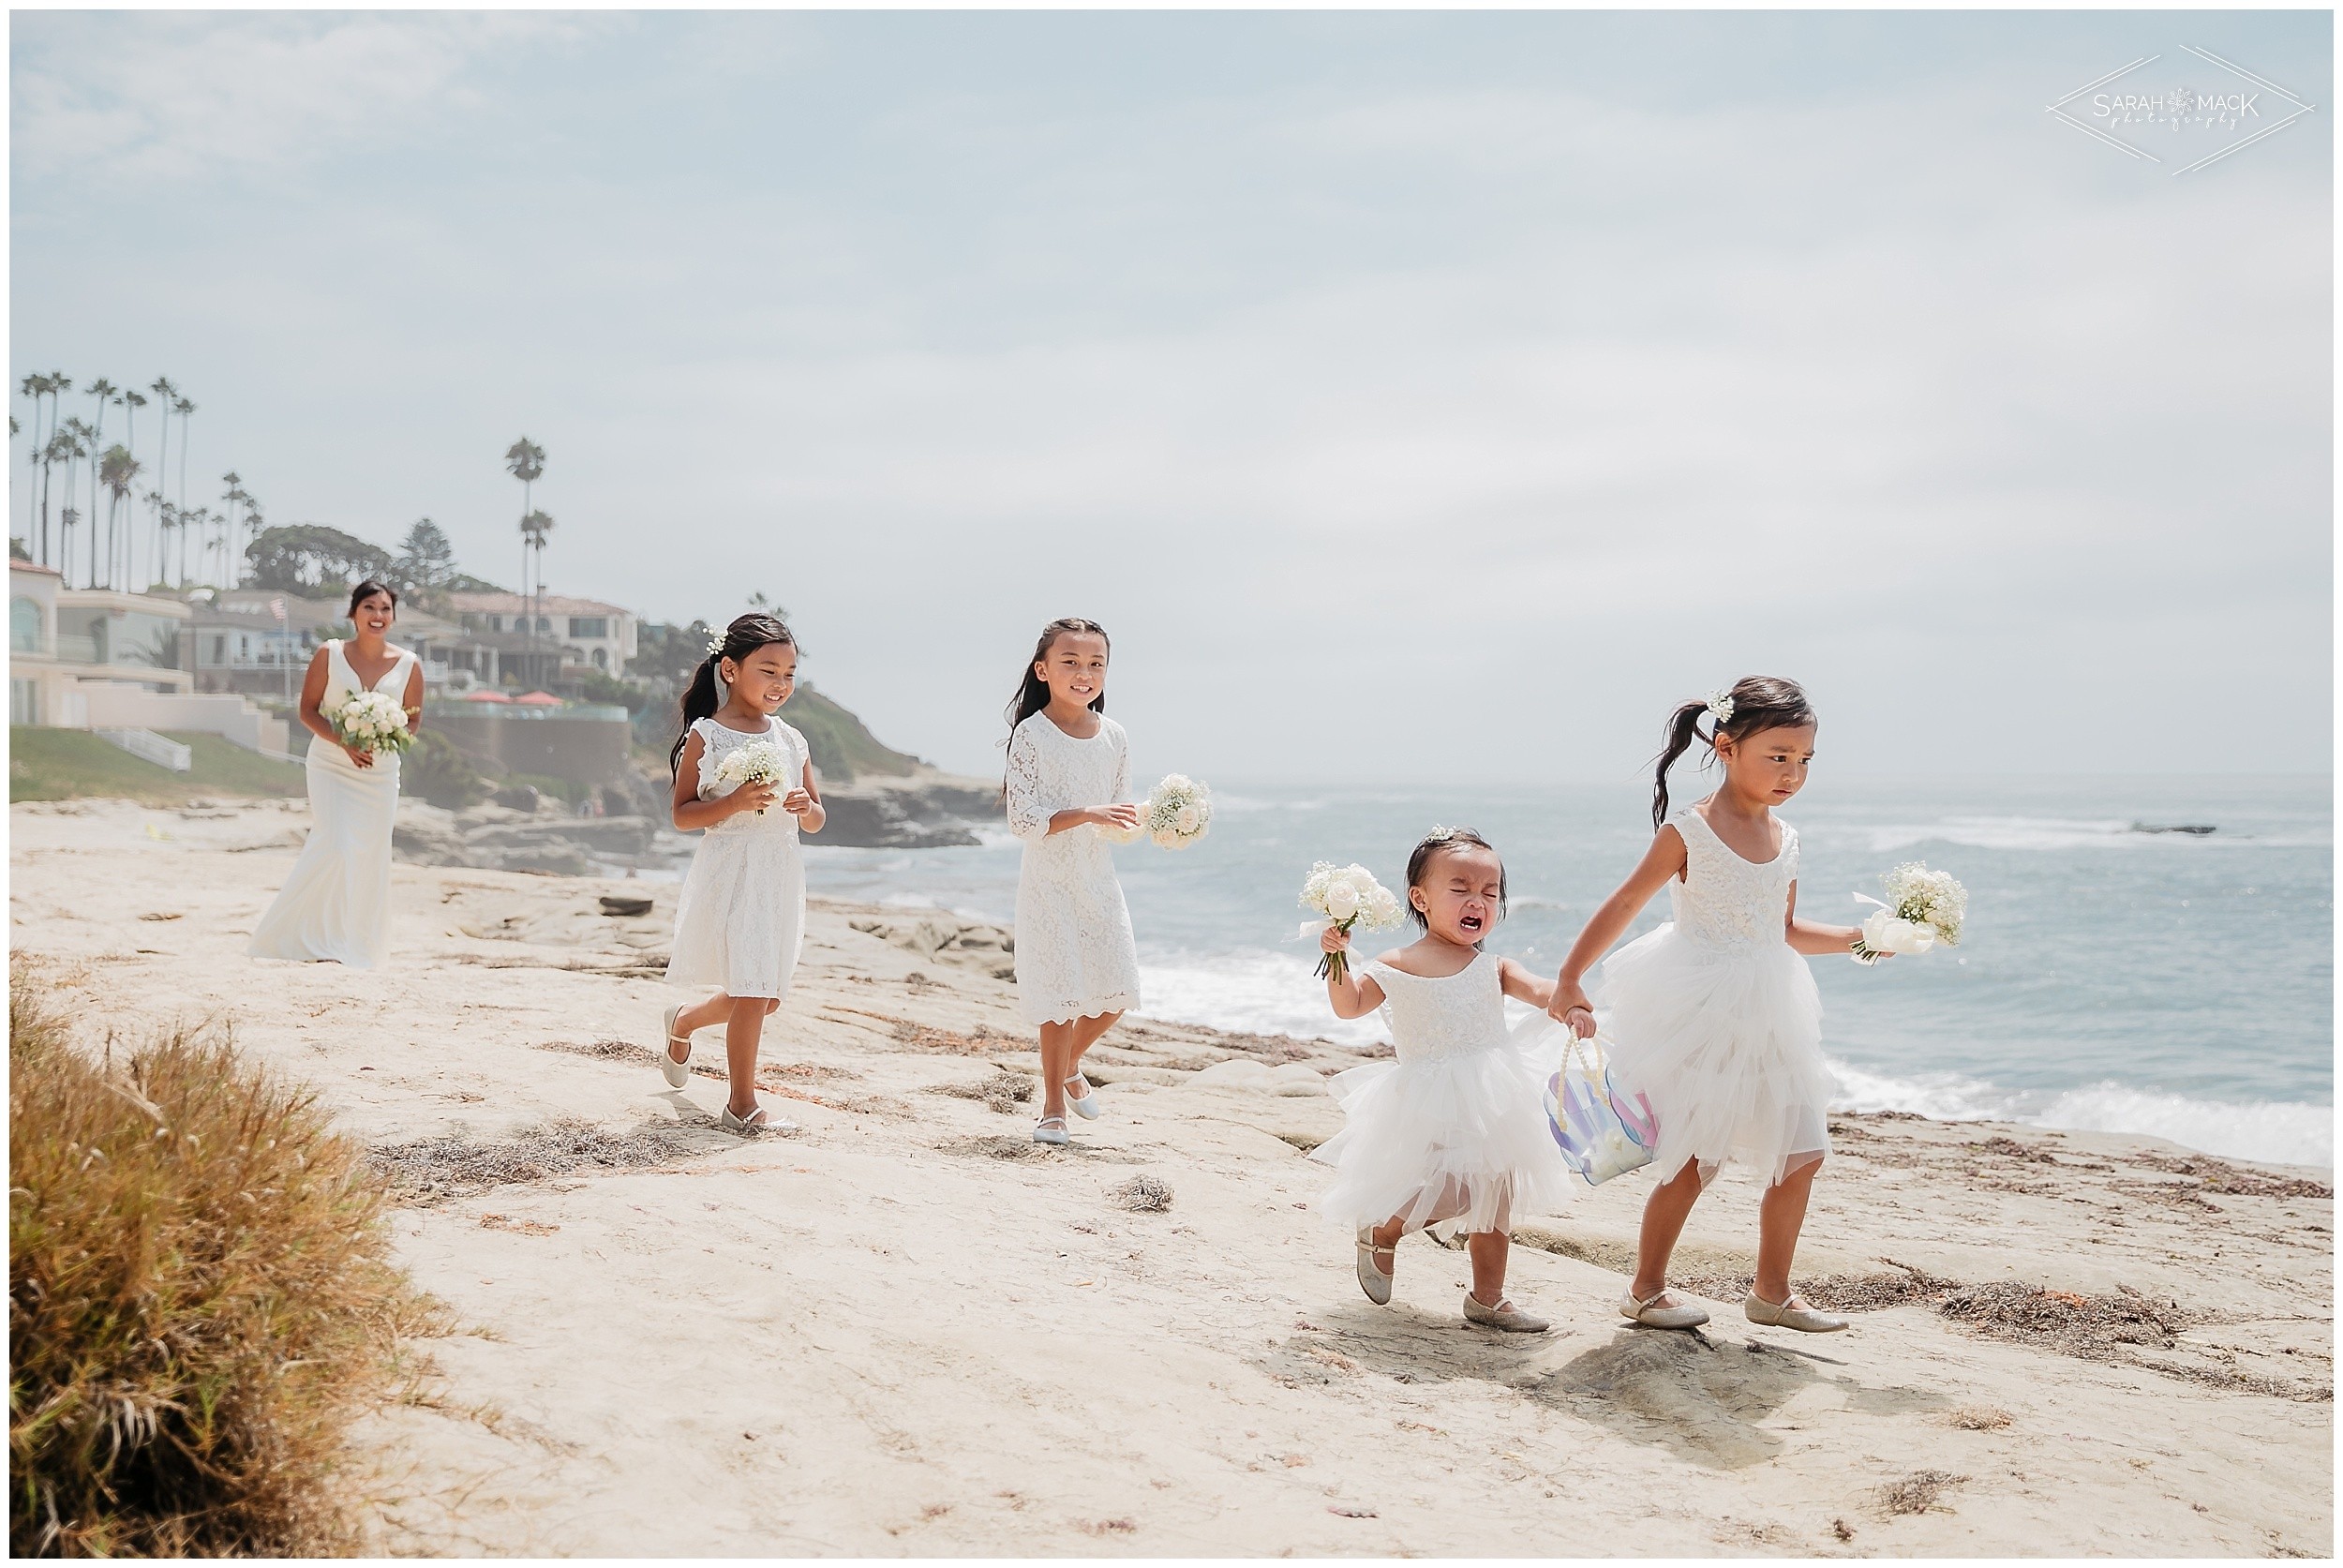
[249,580,422,968]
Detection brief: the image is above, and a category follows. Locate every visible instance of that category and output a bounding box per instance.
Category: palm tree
[20,374,48,558]
[32,374,70,567]
[220,473,247,585]
[57,420,97,585]
[172,396,196,583]
[99,446,141,595]
[82,381,115,585]
[504,437,546,670]
[519,509,555,682]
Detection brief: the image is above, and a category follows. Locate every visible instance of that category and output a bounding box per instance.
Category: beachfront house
[447,591,637,686]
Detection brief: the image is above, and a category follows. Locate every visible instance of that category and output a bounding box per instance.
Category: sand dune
[10,798,2332,1557]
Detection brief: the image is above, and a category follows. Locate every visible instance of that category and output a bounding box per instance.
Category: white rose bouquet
[1299,860,1405,983]
[1850,860,1967,964]
[328,690,413,756]
[713,739,791,815]
[1140,773,1212,849]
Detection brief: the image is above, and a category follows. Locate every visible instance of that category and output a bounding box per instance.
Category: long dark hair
[1651,675,1815,829]
[347,579,397,618]
[1004,617,1110,739]
[1404,826,1507,947]
[669,613,797,776]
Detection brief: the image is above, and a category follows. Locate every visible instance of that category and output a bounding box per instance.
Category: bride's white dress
[1593,804,1839,1186]
[248,640,416,968]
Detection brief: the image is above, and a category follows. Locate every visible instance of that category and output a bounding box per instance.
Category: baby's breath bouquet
[1141,773,1212,849]
[1299,861,1405,984]
[328,691,413,756]
[713,739,790,814]
[1851,861,1967,964]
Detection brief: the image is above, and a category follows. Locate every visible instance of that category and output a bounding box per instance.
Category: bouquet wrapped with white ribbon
[713,739,791,815]
[1851,860,1966,964]
[328,690,413,756]
[1299,861,1405,984]
[1140,773,1212,849]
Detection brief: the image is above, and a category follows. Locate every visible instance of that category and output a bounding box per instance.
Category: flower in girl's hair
[705,629,725,657]
[1140,773,1212,849]
[1704,689,1736,724]
[1850,860,1966,964]
[1299,861,1404,984]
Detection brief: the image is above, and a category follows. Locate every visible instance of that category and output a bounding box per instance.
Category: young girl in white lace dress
[1314,829,1575,1334]
[659,615,826,1134]
[1003,618,1143,1145]
[1548,676,1879,1335]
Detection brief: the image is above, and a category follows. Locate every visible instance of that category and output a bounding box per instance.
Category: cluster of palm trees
[505,437,554,667]
[15,371,259,593]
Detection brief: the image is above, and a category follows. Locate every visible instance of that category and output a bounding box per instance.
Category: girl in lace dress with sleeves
[249,580,422,969]
[1548,677,1881,1337]
[1313,829,1575,1334]
[658,615,826,1135]
[1002,619,1144,1145]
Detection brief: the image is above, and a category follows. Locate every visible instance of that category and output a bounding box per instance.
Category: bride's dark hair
[1003,618,1110,739]
[670,613,797,776]
[1650,675,1815,829]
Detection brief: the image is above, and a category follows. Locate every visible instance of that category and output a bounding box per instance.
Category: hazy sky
[13,10,2332,783]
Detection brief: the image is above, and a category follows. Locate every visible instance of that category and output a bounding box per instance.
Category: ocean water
[794,775,2334,1168]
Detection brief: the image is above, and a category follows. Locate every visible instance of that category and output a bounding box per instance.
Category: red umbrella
[514,691,561,706]
[462,689,514,703]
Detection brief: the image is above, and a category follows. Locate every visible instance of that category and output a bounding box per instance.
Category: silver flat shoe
[1744,1291,1847,1333]
[1619,1287,1710,1330]
[1355,1228,1394,1307]
[1464,1292,1549,1334]
[1033,1115,1071,1146]
[659,1005,693,1089]
[1064,1073,1102,1120]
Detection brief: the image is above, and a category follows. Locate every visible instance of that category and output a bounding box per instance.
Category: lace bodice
[1368,953,1510,1064]
[691,716,809,840]
[1666,805,1798,949]
[1004,713,1128,844]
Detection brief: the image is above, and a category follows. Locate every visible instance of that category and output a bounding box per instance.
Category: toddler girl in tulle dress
[1312,829,1574,1334]
[1548,676,1881,1335]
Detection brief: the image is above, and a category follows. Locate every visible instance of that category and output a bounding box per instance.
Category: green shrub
[402,726,487,810]
[8,965,441,1555]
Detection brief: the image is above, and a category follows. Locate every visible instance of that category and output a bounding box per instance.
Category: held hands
[342,744,375,770]
[729,781,782,817]
[1545,980,1597,1038]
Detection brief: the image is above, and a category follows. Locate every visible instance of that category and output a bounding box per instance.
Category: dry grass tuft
[9,963,443,1557]
[932,1069,1036,1114]
[1947,1406,2012,1430]
[1936,1281,2186,1360]
[369,1117,720,1204]
[1879,1470,1965,1516]
[1673,1259,1962,1314]
[2130,1152,2332,1201]
[1108,1175,1174,1213]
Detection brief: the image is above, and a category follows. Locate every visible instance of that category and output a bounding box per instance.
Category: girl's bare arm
[669,732,774,831]
[1319,926,1388,1019]
[1546,827,1689,1030]
[1784,880,1864,956]
[1498,957,1557,1009]
[783,759,826,834]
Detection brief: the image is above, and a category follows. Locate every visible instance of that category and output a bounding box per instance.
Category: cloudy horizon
[12,9,2332,784]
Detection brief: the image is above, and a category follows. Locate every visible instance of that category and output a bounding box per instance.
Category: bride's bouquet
[1140,773,1212,849]
[1299,861,1405,983]
[1850,861,1966,964]
[328,690,413,756]
[713,739,791,814]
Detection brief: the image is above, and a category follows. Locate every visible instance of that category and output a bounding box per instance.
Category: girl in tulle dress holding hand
[1548,676,1877,1335]
[1003,618,1144,1145]
[660,614,826,1133]
[1314,829,1575,1334]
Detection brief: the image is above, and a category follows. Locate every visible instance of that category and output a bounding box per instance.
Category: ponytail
[1650,675,1816,830]
[670,613,797,776]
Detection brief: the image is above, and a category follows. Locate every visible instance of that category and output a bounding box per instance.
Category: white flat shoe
[659,1006,692,1089]
[1619,1287,1710,1330]
[1033,1116,1071,1146]
[720,1103,796,1136]
[1465,1292,1550,1334]
[1744,1291,1847,1333]
[1064,1074,1101,1120]
[1355,1228,1394,1307]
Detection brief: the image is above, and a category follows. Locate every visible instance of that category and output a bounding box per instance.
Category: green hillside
[789,684,919,780]
[9,727,307,804]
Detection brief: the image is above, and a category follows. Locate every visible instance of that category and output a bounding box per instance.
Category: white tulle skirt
[1593,925,1837,1187]
[1311,1029,1577,1238]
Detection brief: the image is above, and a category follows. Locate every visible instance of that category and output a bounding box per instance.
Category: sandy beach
[10,796,2333,1557]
